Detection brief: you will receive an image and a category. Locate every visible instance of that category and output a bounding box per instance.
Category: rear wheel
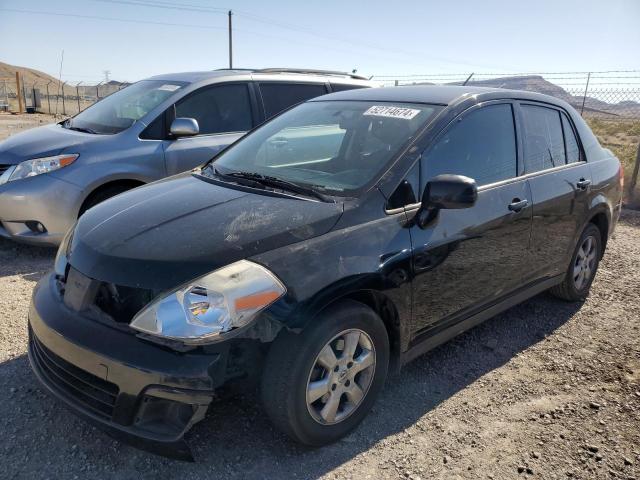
[550,223,602,301]
[261,300,389,445]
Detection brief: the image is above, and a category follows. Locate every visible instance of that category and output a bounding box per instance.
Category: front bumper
[28,273,230,460]
[0,174,82,246]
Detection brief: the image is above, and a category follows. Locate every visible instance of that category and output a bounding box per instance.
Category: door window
[421,104,517,187]
[521,105,566,172]
[561,113,581,163]
[174,84,253,135]
[259,83,328,119]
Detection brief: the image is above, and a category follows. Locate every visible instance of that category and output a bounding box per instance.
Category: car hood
[68,173,344,290]
[0,123,106,164]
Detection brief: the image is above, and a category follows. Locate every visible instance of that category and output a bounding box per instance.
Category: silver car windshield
[65,80,187,134]
[210,100,440,196]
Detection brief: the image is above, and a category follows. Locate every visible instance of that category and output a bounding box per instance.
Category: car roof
[145,68,370,84]
[311,84,567,108]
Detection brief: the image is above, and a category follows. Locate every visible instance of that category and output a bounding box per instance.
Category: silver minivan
[0,68,371,246]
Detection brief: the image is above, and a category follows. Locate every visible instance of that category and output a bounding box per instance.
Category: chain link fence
[0,79,9,111]
[372,71,640,120]
[0,79,128,116]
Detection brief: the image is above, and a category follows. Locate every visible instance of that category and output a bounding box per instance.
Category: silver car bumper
[0,173,82,247]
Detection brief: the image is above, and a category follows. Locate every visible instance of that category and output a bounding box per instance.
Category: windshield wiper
[63,119,98,134]
[215,169,330,202]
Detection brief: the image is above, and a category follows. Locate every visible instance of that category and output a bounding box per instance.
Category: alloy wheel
[306,329,376,425]
[573,235,597,290]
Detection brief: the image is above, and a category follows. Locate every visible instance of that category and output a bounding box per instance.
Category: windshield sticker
[157,84,181,92]
[363,105,421,120]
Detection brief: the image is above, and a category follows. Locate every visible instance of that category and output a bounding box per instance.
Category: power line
[91,0,227,14]
[0,7,459,70]
[0,7,225,30]
[85,0,512,70]
[2,5,516,71]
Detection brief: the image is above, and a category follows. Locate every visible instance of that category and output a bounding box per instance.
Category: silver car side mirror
[170,117,199,137]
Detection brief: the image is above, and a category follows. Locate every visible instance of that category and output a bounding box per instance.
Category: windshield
[209,100,439,196]
[66,80,188,134]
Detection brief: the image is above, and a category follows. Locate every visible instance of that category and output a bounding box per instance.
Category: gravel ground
[0,113,60,142]
[0,211,638,480]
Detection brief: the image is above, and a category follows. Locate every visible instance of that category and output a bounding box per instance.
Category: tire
[550,223,602,302]
[79,185,134,217]
[261,299,389,446]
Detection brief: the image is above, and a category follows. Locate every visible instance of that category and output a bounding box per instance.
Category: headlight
[130,260,286,344]
[8,154,79,182]
[54,226,75,277]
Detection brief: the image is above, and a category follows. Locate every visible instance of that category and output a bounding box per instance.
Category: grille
[30,332,119,419]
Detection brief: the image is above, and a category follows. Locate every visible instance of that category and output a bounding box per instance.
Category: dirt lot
[0,112,62,142]
[0,113,639,479]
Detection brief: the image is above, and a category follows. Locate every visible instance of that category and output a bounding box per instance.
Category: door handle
[508,198,529,212]
[577,178,591,190]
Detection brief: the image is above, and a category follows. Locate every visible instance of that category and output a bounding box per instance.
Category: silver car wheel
[306,329,376,425]
[573,235,597,290]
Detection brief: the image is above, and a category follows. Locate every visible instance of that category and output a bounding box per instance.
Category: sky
[0,0,639,85]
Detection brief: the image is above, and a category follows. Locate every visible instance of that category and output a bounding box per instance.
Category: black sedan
[28,85,623,460]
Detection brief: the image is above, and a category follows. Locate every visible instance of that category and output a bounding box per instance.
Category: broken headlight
[130,260,286,344]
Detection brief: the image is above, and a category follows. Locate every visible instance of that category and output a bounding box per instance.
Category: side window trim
[418,100,519,193]
[167,81,255,139]
[515,100,587,175]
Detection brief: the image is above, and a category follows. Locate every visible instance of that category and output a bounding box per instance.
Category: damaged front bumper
[27,273,233,461]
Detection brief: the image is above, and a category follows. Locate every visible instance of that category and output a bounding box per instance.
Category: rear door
[163,83,256,175]
[257,82,328,120]
[409,101,533,337]
[517,102,592,283]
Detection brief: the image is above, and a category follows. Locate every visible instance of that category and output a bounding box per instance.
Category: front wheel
[261,300,389,445]
[550,223,602,301]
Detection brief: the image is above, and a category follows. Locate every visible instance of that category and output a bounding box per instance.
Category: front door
[409,102,533,338]
[163,83,255,175]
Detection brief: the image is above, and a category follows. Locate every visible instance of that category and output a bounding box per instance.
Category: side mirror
[417,174,477,228]
[422,174,478,210]
[170,117,199,137]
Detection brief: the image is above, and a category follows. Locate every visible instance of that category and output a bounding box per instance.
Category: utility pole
[228,10,233,69]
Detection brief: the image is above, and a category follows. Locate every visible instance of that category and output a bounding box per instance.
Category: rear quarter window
[561,113,581,163]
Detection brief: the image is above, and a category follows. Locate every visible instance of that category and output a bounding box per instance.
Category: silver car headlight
[8,154,79,182]
[130,260,286,344]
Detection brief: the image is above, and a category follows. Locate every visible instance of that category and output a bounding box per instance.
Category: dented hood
[69,173,343,289]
